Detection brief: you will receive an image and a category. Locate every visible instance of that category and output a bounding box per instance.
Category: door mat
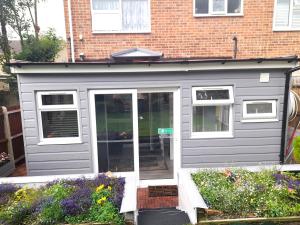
[148,185,178,197]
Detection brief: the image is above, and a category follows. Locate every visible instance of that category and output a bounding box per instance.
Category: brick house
[63,0,300,61]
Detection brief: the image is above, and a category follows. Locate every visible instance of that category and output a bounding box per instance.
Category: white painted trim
[193,0,244,17]
[191,86,234,139]
[192,86,234,105]
[90,0,151,33]
[139,179,177,187]
[89,89,139,181]
[11,61,296,74]
[242,100,277,119]
[36,90,82,145]
[241,118,279,123]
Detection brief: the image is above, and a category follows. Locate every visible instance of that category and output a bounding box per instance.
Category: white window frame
[191,86,234,139]
[36,91,81,145]
[242,100,277,121]
[90,0,151,33]
[193,0,244,17]
[273,0,300,31]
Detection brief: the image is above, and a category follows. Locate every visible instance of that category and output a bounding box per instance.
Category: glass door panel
[138,92,174,180]
[95,93,134,172]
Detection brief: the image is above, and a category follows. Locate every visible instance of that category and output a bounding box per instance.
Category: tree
[0,0,13,65]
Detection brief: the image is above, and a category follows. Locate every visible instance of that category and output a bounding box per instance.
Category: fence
[0,105,25,176]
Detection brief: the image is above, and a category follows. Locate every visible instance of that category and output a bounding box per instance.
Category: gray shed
[9,56,298,184]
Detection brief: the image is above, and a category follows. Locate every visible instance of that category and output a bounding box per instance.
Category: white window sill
[38,138,82,145]
[92,30,151,34]
[273,27,300,32]
[191,132,233,139]
[241,118,279,123]
[193,13,243,17]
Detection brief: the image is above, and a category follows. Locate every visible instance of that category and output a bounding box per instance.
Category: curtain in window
[92,0,120,10]
[292,0,300,27]
[122,0,150,31]
[275,0,290,27]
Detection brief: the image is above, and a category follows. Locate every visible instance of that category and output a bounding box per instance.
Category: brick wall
[64,0,300,61]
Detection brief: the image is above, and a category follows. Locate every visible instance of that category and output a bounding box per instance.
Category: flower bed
[192,169,300,223]
[0,174,126,225]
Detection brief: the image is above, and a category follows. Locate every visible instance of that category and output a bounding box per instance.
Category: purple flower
[0,184,19,194]
[61,187,92,216]
[31,197,54,215]
[93,174,111,187]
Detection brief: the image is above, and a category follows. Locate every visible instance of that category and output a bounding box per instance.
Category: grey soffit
[111,48,163,61]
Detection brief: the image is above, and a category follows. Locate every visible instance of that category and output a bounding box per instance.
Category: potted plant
[0,152,15,177]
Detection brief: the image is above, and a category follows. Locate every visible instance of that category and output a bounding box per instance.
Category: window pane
[275,0,290,27]
[42,94,74,105]
[195,0,209,14]
[122,0,150,31]
[213,0,225,12]
[41,111,79,138]
[247,102,273,114]
[92,0,120,10]
[95,94,134,172]
[228,0,241,13]
[196,89,229,100]
[193,105,230,132]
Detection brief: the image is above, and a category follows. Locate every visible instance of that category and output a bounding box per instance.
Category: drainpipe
[67,0,75,62]
[280,65,300,164]
[232,36,238,59]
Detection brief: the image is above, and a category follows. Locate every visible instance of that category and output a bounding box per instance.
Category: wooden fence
[0,105,25,176]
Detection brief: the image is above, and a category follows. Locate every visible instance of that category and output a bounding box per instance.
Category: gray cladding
[18,69,286,175]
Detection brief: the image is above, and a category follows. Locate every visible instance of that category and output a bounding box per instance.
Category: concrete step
[138,208,190,225]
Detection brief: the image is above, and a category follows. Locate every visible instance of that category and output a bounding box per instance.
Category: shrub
[293,136,300,163]
[0,175,126,225]
[14,29,64,62]
[192,169,300,219]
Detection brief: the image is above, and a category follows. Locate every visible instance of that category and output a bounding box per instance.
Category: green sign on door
[158,128,173,135]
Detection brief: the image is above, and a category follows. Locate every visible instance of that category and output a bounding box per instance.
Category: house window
[242,100,277,121]
[91,0,151,33]
[194,0,242,16]
[274,0,300,30]
[37,91,81,144]
[192,86,234,138]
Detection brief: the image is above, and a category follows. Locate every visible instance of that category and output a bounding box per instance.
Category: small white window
[37,91,81,144]
[274,0,300,30]
[194,0,243,16]
[242,100,277,121]
[192,86,234,138]
[91,0,151,33]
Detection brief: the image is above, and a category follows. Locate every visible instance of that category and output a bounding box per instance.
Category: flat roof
[9,56,299,74]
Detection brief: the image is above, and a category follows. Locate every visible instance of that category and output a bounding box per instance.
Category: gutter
[280,66,300,164]
[67,0,75,63]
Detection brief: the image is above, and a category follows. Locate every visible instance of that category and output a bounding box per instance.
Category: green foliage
[15,29,64,62]
[293,136,300,163]
[192,169,300,219]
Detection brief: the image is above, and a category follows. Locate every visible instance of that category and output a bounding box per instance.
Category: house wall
[18,69,286,176]
[63,0,300,61]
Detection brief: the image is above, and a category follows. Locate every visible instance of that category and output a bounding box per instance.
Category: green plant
[293,136,300,163]
[192,169,300,219]
[15,29,64,62]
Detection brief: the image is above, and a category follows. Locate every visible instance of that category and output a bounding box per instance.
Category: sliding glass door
[91,90,138,173]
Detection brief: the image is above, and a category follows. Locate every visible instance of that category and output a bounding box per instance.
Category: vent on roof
[111,48,163,62]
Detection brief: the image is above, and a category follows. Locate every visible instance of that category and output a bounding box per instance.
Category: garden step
[137,208,190,225]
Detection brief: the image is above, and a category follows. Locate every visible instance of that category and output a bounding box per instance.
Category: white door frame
[89,88,181,186]
[89,89,139,181]
[138,88,181,186]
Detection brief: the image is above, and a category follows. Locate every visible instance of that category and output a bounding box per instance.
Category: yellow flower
[107,186,112,191]
[97,197,107,205]
[96,184,105,193]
